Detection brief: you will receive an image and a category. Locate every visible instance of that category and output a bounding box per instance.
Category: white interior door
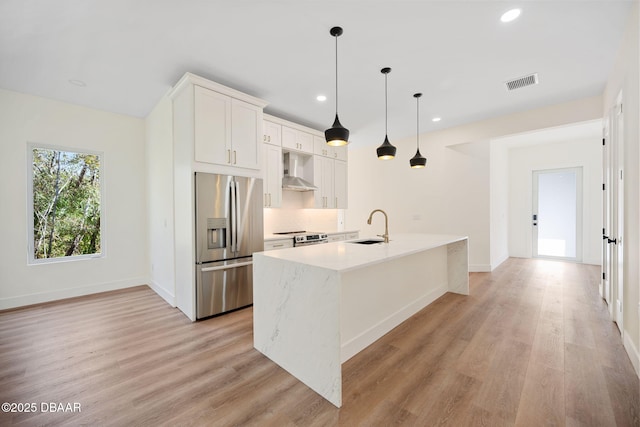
[612,98,624,332]
[602,122,612,310]
[532,167,583,262]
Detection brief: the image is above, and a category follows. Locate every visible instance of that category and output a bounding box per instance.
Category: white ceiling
[0,1,632,148]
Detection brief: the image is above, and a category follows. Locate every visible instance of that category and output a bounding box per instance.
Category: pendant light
[325,26,349,146]
[376,67,396,160]
[410,93,427,168]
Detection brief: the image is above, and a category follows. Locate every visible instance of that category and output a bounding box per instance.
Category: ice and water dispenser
[207,218,227,249]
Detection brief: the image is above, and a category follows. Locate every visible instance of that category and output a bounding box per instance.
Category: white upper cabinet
[314,135,332,157]
[231,98,262,169]
[193,85,263,170]
[313,135,348,161]
[263,120,281,146]
[282,126,314,154]
[194,87,231,166]
[263,144,282,208]
[333,145,348,162]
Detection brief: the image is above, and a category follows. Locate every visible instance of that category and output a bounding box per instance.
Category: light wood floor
[1,258,638,426]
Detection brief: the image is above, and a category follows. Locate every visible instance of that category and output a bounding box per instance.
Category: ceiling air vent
[505,73,538,91]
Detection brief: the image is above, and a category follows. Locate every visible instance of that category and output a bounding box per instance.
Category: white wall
[490,142,509,268]
[507,138,602,265]
[345,96,602,272]
[603,2,640,374]
[346,137,491,272]
[145,94,176,305]
[0,88,147,309]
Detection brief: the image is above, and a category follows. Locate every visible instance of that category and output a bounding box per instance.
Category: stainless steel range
[273,231,328,247]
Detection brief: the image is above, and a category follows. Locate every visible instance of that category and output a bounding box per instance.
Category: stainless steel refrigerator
[195,172,264,319]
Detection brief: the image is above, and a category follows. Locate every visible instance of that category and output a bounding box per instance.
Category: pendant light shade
[325,27,349,146]
[410,93,427,168]
[377,67,396,160]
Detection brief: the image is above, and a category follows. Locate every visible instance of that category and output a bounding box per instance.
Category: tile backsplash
[263,191,344,234]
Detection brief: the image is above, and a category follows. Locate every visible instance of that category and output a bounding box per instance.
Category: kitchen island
[253,233,468,407]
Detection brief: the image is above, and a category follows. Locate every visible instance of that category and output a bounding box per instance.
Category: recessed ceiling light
[432,117,441,122]
[68,79,86,87]
[501,8,521,23]
[316,95,327,102]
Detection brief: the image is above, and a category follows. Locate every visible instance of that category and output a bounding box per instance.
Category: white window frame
[27,143,106,265]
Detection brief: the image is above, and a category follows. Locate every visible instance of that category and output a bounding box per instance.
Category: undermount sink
[348,239,385,245]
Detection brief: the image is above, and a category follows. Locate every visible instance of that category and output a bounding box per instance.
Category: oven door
[196,258,253,319]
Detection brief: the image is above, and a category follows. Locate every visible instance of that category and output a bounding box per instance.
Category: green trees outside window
[31,147,102,260]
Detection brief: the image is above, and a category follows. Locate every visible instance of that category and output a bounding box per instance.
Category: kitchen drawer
[264,239,294,250]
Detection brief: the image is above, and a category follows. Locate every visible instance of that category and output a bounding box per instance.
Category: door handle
[608,238,617,244]
[201,260,253,273]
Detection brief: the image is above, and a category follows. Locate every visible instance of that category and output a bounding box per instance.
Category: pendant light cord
[335,34,339,114]
[385,73,388,135]
[416,95,420,149]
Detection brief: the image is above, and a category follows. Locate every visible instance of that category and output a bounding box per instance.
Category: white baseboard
[470,264,492,272]
[341,284,447,363]
[490,254,509,271]
[623,330,640,378]
[149,280,176,307]
[0,277,148,311]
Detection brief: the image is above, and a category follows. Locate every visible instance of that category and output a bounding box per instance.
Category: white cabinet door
[328,233,345,242]
[314,135,332,157]
[231,99,261,169]
[194,86,231,165]
[263,144,282,208]
[264,239,293,250]
[282,126,314,154]
[314,155,335,208]
[194,86,261,169]
[333,145,348,162]
[264,120,282,146]
[334,160,347,208]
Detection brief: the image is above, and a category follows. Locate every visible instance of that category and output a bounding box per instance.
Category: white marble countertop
[257,233,467,273]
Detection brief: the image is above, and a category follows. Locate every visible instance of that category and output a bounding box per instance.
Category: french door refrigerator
[195,172,264,319]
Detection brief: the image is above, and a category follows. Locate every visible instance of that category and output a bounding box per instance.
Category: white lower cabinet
[327,231,359,243]
[328,234,345,242]
[263,144,282,208]
[345,232,359,240]
[264,239,294,250]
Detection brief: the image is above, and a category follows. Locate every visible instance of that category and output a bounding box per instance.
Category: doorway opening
[532,167,583,262]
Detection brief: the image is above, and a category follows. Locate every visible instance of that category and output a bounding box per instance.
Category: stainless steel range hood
[282,152,317,192]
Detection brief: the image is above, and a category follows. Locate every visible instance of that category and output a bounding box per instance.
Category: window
[28,145,104,263]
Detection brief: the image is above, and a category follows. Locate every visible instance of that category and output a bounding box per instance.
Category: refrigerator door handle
[235,180,241,254]
[201,260,252,273]
[230,180,236,253]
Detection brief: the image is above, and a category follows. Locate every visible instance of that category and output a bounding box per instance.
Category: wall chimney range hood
[282,152,317,192]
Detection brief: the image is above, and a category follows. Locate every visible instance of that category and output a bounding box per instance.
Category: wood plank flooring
[0,258,638,426]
